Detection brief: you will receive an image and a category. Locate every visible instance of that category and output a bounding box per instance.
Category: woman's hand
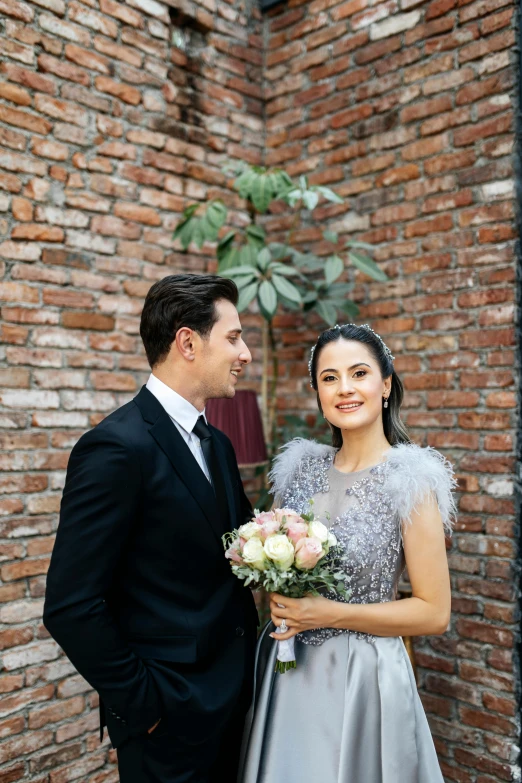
[269,593,339,641]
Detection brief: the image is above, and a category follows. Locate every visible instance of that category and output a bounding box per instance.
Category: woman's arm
[270,494,451,640]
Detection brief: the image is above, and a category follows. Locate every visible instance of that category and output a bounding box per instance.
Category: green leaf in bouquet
[272,274,302,304]
[348,251,388,282]
[324,254,344,285]
[258,280,278,319]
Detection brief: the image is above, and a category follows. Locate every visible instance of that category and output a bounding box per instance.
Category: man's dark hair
[140,274,239,368]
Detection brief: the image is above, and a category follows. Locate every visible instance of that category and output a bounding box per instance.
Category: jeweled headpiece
[308,323,395,388]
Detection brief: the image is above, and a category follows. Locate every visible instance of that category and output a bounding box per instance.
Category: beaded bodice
[270,439,457,647]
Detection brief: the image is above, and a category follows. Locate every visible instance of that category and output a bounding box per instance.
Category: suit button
[235,626,245,637]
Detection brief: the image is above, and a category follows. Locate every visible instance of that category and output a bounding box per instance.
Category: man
[44,274,258,783]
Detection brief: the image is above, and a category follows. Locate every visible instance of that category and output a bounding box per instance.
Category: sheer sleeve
[385,444,458,535]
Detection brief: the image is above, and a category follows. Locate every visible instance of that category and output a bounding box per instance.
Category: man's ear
[175,327,196,361]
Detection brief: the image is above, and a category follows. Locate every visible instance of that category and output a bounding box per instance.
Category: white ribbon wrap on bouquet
[275,626,295,664]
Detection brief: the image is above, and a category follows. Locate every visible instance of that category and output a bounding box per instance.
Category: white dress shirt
[146,373,211,482]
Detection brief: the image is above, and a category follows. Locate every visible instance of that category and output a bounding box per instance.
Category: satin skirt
[239,624,444,783]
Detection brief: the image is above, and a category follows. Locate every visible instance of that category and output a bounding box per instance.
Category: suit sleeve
[43,425,161,742]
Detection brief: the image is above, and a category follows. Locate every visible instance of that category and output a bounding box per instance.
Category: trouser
[117,634,255,783]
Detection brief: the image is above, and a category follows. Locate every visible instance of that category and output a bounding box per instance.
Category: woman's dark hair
[140,274,238,367]
[309,324,410,447]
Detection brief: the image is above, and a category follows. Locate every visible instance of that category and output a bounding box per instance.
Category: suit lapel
[211,428,236,534]
[134,387,228,546]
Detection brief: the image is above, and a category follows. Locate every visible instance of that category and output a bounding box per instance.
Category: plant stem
[268,321,279,458]
[261,318,269,441]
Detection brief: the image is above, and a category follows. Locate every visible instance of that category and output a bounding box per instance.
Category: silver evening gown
[238,438,457,783]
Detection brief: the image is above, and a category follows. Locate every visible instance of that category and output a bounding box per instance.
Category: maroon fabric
[206,391,267,466]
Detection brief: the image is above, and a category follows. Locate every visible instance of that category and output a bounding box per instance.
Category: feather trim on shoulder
[385,443,458,535]
[268,438,335,502]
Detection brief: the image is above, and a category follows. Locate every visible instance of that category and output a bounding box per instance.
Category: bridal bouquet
[222,502,349,673]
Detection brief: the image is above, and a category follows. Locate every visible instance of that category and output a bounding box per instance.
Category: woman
[239,323,457,783]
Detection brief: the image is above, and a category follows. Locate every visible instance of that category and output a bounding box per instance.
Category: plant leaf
[270,263,301,277]
[348,251,388,282]
[246,224,266,247]
[315,186,343,204]
[324,255,344,285]
[176,219,195,250]
[257,246,271,271]
[258,280,278,319]
[323,230,338,243]
[205,201,227,231]
[235,169,255,199]
[236,281,259,312]
[302,190,319,211]
[286,188,302,207]
[340,300,359,317]
[251,173,272,213]
[315,299,338,326]
[220,264,259,279]
[272,274,302,304]
[239,243,257,267]
[217,245,240,272]
[345,240,375,251]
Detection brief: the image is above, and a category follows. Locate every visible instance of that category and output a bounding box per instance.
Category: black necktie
[193,416,228,526]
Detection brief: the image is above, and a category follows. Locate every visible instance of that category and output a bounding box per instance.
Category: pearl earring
[383,397,389,408]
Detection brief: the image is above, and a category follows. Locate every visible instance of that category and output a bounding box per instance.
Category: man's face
[197,299,252,399]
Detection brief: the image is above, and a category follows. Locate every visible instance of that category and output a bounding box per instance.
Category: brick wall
[0,0,264,779]
[0,0,520,780]
[264,0,520,781]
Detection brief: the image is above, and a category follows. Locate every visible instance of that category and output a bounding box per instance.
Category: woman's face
[316,339,391,433]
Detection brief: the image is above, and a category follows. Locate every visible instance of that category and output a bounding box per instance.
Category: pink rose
[253,511,281,541]
[259,519,281,541]
[254,511,277,525]
[284,519,309,545]
[274,508,304,526]
[225,539,244,564]
[294,536,323,570]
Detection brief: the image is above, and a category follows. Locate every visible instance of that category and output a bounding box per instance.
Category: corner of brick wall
[0,0,264,779]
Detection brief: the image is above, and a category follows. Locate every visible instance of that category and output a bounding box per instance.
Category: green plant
[173,161,387,453]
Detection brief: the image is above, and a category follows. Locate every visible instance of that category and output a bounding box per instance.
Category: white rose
[309,520,329,544]
[242,538,267,571]
[263,534,295,571]
[238,521,262,541]
[327,531,338,548]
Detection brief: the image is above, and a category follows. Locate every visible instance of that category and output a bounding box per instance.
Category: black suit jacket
[43,386,258,749]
